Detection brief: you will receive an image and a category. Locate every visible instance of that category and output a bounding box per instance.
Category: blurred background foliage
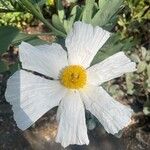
[0,1,33,28]
[0,0,150,125]
[117,0,149,47]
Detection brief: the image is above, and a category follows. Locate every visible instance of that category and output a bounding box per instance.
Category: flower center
[60,65,87,89]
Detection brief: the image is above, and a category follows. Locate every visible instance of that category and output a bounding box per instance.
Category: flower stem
[21,0,66,37]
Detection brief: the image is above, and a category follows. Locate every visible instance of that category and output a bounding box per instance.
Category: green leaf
[145,50,150,61]
[31,0,46,13]
[137,61,147,73]
[63,20,69,33]
[12,33,49,46]
[12,33,36,44]
[9,62,19,75]
[125,73,134,95]
[98,0,107,9]
[24,37,49,46]
[64,5,78,33]
[31,0,46,6]
[69,5,78,26]
[143,99,150,116]
[109,85,120,95]
[0,29,49,49]
[0,60,8,73]
[66,0,77,3]
[52,14,66,33]
[103,15,119,31]
[147,64,150,78]
[91,33,135,65]
[141,47,147,59]
[130,53,141,63]
[92,0,123,27]
[55,37,66,50]
[121,37,136,51]
[56,0,65,23]
[0,26,19,54]
[82,0,95,23]
[75,5,83,21]
[146,78,150,88]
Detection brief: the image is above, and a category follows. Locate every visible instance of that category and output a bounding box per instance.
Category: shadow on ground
[0,103,125,150]
[1,102,150,150]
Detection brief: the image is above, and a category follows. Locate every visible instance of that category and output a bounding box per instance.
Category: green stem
[21,0,66,37]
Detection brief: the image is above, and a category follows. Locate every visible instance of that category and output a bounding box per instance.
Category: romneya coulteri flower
[5,21,136,147]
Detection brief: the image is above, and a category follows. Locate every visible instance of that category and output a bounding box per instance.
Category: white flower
[5,21,136,147]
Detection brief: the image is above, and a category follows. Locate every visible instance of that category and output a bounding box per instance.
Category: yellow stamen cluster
[60,65,87,89]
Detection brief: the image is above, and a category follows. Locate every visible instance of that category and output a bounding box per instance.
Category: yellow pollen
[60,65,87,89]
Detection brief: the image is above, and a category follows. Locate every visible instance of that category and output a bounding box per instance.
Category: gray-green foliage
[101,47,150,117]
[52,0,135,65]
[127,47,150,115]
[117,0,150,45]
[51,0,81,34]
[91,0,123,29]
[91,33,135,65]
[128,47,150,94]
[98,46,150,118]
[52,0,123,34]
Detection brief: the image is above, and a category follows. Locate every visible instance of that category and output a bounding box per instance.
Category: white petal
[87,52,136,85]
[56,91,89,147]
[19,42,68,79]
[5,70,67,130]
[66,21,110,68]
[80,85,133,134]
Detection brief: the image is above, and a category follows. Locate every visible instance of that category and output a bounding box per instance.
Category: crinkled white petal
[56,91,89,148]
[87,52,136,85]
[65,21,110,68]
[80,85,133,134]
[19,42,68,79]
[5,70,67,130]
